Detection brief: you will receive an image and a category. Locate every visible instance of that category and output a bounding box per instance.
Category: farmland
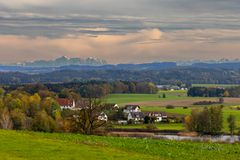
[107,90,192,105]
[107,91,240,107]
[107,90,240,133]
[0,130,240,160]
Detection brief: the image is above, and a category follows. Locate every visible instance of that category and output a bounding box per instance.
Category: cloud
[0,0,240,63]
[0,0,61,8]
[0,29,240,64]
[164,29,240,43]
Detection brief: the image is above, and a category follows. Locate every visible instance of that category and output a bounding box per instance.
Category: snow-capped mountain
[18,56,107,67]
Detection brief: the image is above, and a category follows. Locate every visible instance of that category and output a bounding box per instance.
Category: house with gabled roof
[56,98,76,110]
[123,105,141,114]
[127,112,145,123]
[146,112,168,122]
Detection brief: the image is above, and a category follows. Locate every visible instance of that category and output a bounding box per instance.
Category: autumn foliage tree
[185,106,223,134]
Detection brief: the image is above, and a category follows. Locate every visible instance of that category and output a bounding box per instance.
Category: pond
[154,134,240,143]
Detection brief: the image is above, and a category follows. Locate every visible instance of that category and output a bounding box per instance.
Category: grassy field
[0,130,240,160]
[114,123,184,130]
[107,90,192,105]
[106,91,240,107]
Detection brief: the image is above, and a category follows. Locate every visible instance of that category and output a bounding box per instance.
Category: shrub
[166,105,175,109]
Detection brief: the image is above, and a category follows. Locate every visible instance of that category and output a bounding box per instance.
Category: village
[56,98,170,125]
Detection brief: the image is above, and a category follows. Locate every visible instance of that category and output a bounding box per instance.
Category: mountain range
[17,56,107,67]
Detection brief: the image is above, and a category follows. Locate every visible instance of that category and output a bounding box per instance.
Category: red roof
[56,98,74,106]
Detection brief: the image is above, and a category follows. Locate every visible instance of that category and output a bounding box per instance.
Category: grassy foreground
[0,130,240,160]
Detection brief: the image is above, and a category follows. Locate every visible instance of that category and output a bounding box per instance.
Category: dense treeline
[2,81,158,98]
[188,86,240,97]
[1,67,240,85]
[226,86,240,97]
[188,87,225,97]
[0,88,60,132]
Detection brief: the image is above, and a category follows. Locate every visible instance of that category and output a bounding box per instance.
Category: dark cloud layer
[0,0,239,63]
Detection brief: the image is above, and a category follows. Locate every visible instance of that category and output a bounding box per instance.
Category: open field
[107,91,198,105]
[107,91,240,107]
[114,123,184,130]
[0,130,240,160]
[133,97,240,107]
[107,91,240,109]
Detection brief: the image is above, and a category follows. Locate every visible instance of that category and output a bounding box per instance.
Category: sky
[0,0,240,64]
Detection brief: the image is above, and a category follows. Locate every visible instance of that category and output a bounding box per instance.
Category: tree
[0,108,13,129]
[227,115,236,136]
[162,93,166,98]
[128,82,136,93]
[10,108,27,130]
[28,93,41,117]
[223,90,230,97]
[136,82,158,94]
[144,116,151,124]
[41,97,60,117]
[209,106,223,134]
[184,115,193,131]
[79,85,108,98]
[113,81,128,93]
[185,106,223,134]
[0,87,5,98]
[71,98,107,135]
[32,110,56,132]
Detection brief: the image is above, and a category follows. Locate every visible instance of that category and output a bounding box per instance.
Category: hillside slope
[0,130,239,160]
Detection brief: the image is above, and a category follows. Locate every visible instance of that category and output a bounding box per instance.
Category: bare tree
[72,98,107,135]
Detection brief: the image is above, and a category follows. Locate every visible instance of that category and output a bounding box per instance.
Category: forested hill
[192,62,240,69]
[1,67,240,85]
[0,62,177,74]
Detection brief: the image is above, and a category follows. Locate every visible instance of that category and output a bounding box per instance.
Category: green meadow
[106,90,189,105]
[114,123,184,130]
[0,130,240,160]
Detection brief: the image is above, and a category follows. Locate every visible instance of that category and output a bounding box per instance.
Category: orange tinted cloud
[0,29,240,64]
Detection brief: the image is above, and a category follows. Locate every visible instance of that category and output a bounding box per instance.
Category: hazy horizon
[0,0,240,64]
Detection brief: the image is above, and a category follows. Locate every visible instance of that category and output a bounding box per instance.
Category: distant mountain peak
[17,56,107,67]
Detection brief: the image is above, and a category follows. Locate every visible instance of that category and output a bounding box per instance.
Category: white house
[98,112,108,122]
[123,105,141,114]
[57,98,76,110]
[113,104,119,109]
[146,112,168,122]
[127,112,145,122]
